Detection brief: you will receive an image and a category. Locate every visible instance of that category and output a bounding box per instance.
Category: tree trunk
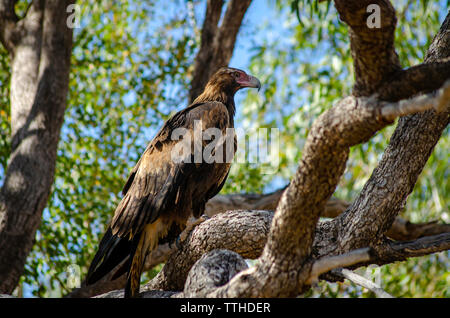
[188,0,253,103]
[0,0,74,294]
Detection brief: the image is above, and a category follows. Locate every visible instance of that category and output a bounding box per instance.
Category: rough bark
[0,0,74,294]
[334,0,401,96]
[143,210,272,292]
[0,0,18,53]
[334,9,450,253]
[181,249,249,297]
[188,0,253,103]
[97,246,371,298]
[377,58,450,101]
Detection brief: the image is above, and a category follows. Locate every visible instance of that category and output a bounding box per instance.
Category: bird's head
[195,67,261,104]
[209,67,261,93]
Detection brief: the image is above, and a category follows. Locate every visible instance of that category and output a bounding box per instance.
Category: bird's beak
[238,74,261,91]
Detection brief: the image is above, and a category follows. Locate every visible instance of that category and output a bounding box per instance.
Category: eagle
[85,67,261,297]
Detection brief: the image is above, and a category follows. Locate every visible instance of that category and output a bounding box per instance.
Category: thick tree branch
[386,218,450,241]
[95,209,448,298]
[96,289,177,299]
[334,10,450,253]
[214,0,251,66]
[145,210,448,294]
[372,233,450,265]
[334,0,401,96]
[181,249,248,297]
[142,210,272,292]
[207,191,449,242]
[379,79,450,120]
[425,11,450,62]
[364,12,450,102]
[377,58,450,101]
[69,206,449,298]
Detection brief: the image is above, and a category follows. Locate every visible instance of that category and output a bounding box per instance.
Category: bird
[85,67,261,297]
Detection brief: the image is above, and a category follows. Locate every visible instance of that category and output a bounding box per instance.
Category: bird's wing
[110,101,230,239]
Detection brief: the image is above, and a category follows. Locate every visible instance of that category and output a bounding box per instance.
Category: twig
[306,248,371,284]
[332,268,394,298]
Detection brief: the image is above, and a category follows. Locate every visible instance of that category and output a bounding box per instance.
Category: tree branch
[386,218,450,241]
[366,12,450,102]
[332,268,394,298]
[69,205,449,298]
[379,79,450,121]
[372,232,450,265]
[425,11,450,62]
[334,0,401,96]
[94,210,448,298]
[205,189,349,218]
[306,248,371,285]
[334,10,450,253]
[0,0,19,52]
[214,0,252,66]
[142,210,272,292]
[181,249,248,297]
[188,0,252,102]
[377,58,450,101]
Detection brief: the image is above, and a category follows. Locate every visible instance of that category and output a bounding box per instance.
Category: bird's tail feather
[85,227,134,285]
[124,238,143,298]
[125,219,168,297]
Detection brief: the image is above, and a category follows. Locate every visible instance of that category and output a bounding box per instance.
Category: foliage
[0,0,447,297]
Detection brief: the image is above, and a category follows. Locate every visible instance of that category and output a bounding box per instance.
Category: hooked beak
[238,74,261,91]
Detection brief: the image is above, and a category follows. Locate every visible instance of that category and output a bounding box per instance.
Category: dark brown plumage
[85,67,260,297]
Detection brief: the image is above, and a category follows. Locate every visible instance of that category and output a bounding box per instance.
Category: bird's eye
[233,72,240,78]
